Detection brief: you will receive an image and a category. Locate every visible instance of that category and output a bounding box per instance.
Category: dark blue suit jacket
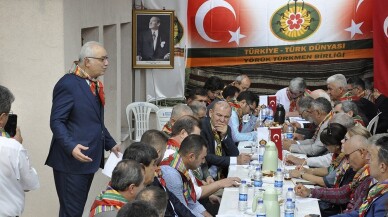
[137,29,170,61]
[45,74,116,174]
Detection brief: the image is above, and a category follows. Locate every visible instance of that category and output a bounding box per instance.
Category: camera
[4,114,17,137]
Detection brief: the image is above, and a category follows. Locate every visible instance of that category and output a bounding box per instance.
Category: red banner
[373,0,388,96]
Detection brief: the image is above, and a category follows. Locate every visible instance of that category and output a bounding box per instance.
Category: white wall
[0,0,135,216]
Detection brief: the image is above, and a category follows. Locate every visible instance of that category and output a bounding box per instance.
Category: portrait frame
[132,10,174,69]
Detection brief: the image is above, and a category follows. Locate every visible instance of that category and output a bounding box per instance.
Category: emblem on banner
[270,2,321,41]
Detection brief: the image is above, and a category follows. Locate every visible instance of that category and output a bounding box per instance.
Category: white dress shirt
[0,137,39,216]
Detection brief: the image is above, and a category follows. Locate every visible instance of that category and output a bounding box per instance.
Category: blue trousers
[53,170,94,217]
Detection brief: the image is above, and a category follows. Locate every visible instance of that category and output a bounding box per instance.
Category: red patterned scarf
[162,121,172,136]
[71,65,105,106]
[89,185,128,217]
[339,91,359,102]
[358,181,388,217]
[163,152,196,204]
[333,154,349,188]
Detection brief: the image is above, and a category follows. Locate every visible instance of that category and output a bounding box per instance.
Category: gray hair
[171,104,193,120]
[311,97,332,114]
[330,113,355,129]
[78,41,103,64]
[289,77,306,93]
[111,160,144,191]
[0,85,15,114]
[351,135,369,149]
[136,186,168,217]
[340,101,359,116]
[189,101,207,117]
[235,74,249,84]
[368,134,388,164]
[297,96,313,111]
[327,74,347,88]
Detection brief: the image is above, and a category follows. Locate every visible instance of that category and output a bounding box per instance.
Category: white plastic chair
[367,112,382,135]
[156,107,173,130]
[126,102,159,141]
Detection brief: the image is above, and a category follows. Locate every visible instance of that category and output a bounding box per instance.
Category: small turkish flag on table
[270,127,283,160]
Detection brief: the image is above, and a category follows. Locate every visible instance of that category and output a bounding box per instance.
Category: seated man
[230,74,251,92]
[186,87,209,106]
[347,77,377,122]
[189,101,207,121]
[327,74,357,102]
[161,134,212,217]
[333,134,388,217]
[141,129,196,217]
[283,97,332,157]
[333,101,367,126]
[295,135,373,215]
[373,89,388,133]
[201,101,251,180]
[163,104,193,136]
[228,91,259,142]
[275,77,310,115]
[116,200,159,217]
[222,85,240,103]
[292,96,316,140]
[123,142,159,186]
[136,186,168,217]
[89,160,145,217]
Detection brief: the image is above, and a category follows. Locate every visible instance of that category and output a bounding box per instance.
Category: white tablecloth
[218,165,321,217]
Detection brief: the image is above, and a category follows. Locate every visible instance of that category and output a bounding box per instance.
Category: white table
[217,165,321,217]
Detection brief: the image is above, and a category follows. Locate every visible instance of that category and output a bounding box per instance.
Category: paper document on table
[102,152,123,178]
[296,197,319,203]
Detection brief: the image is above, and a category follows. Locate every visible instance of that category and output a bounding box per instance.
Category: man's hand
[209,195,221,204]
[163,53,170,60]
[72,144,93,162]
[373,88,382,99]
[283,139,296,151]
[206,176,215,184]
[285,154,305,165]
[111,144,121,157]
[202,210,213,217]
[13,127,23,144]
[237,153,252,165]
[293,133,305,141]
[218,177,241,188]
[214,124,228,139]
[294,184,311,198]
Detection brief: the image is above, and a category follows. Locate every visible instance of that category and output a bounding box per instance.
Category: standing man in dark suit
[46,41,121,217]
[201,101,251,180]
[137,16,170,61]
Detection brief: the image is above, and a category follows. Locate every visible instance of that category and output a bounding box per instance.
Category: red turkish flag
[187,0,252,48]
[270,127,283,160]
[373,0,388,96]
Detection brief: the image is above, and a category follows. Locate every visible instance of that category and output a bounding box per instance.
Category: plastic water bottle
[266,107,274,126]
[254,167,263,196]
[258,144,265,165]
[274,168,283,195]
[256,199,266,217]
[286,124,294,139]
[284,198,295,217]
[238,180,248,211]
[286,187,296,207]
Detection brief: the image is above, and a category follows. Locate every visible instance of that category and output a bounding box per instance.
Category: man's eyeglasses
[344,149,360,160]
[86,56,109,62]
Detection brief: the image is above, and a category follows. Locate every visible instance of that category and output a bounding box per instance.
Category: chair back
[126,102,159,141]
[156,107,173,130]
[367,112,382,135]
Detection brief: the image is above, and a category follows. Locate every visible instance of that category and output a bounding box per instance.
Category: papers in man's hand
[102,152,123,178]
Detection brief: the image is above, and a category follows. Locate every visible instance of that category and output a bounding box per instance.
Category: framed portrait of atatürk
[132,10,174,69]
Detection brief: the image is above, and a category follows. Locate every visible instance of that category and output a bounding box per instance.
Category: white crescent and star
[195,0,246,45]
[384,16,388,38]
[273,134,280,142]
[345,20,363,38]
